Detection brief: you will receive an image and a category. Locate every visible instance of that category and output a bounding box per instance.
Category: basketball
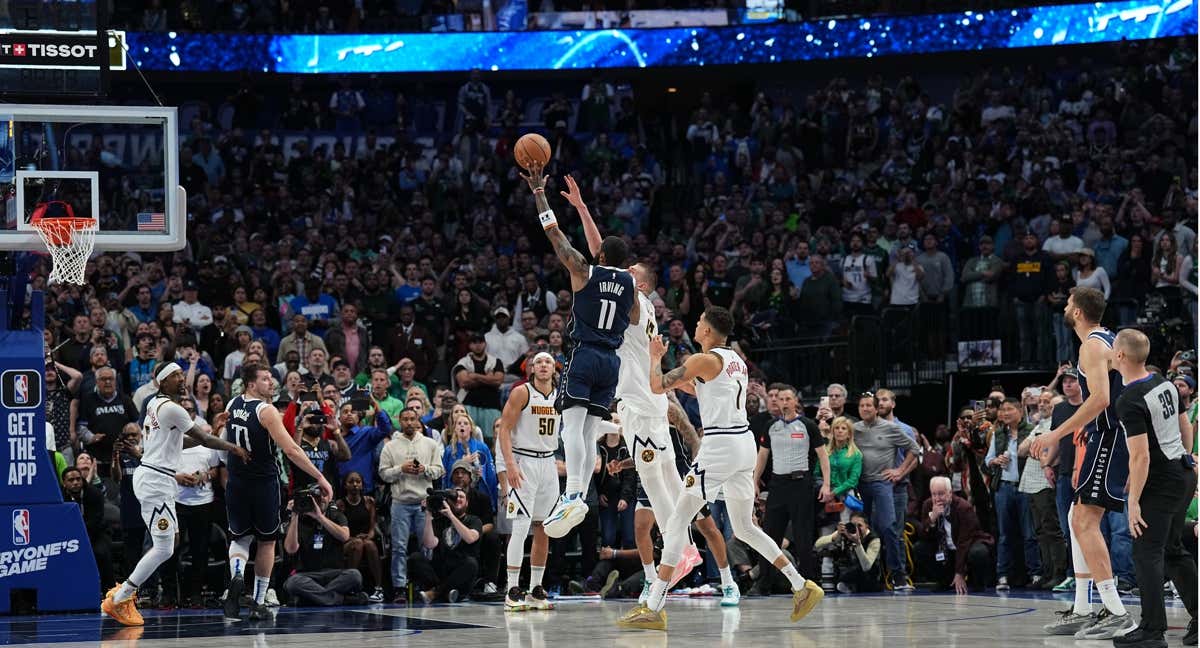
[514,133,552,171]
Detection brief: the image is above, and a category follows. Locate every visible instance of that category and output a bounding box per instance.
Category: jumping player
[1031,287,1136,639]
[560,174,719,598]
[520,160,638,538]
[102,363,249,626]
[223,363,333,621]
[620,307,823,631]
[497,352,561,611]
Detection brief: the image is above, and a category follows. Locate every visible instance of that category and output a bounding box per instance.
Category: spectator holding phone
[441,412,497,503]
[295,409,350,492]
[333,399,392,494]
[378,408,444,603]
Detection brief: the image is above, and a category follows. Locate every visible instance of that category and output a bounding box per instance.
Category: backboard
[0,104,184,253]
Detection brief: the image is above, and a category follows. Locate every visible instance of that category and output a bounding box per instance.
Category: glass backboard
[0,104,183,253]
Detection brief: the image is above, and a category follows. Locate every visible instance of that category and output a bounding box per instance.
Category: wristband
[538,209,558,230]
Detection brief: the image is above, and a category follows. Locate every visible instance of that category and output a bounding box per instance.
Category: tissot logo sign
[0,32,105,69]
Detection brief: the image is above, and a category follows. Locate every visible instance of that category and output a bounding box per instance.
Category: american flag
[137,212,165,231]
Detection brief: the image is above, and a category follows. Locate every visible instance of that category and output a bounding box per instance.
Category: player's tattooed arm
[667,399,701,459]
[658,365,689,391]
[546,226,590,280]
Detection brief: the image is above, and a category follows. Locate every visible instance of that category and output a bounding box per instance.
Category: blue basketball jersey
[225,394,280,479]
[1078,328,1124,436]
[569,266,635,349]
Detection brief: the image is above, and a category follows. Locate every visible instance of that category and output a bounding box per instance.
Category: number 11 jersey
[225,394,279,479]
[569,265,635,349]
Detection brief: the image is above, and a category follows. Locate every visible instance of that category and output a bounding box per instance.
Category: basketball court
[0,591,1192,647]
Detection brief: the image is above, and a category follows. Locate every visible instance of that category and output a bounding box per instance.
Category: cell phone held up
[350,388,372,412]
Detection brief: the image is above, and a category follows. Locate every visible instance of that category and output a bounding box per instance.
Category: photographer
[282,486,369,607]
[813,513,882,593]
[295,409,350,492]
[408,488,482,604]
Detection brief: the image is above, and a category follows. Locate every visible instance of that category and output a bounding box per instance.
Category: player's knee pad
[230,535,253,557]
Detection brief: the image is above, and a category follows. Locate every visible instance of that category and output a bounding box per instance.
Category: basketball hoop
[31,217,97,285]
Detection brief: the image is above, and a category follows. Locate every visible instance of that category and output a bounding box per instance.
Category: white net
[32,219,98,285]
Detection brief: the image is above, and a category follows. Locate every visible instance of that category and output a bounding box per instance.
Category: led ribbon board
[124,0,1195,74]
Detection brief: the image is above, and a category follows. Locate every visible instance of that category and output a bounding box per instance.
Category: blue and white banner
[123,0,1195,74]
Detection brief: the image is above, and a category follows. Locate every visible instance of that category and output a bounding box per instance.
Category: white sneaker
[720,584,741,607]
[996,577,1010,592]
[543,495,587,539]
[264,588,280,607]
[367,587,385,603]
[482,582,498,595]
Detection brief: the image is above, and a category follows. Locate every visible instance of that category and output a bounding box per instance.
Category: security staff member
[753,385,832,583]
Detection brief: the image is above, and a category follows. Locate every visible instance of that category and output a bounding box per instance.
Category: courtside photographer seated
[813,512,882,593]
[408,487,483,604]
[283,484,370,607]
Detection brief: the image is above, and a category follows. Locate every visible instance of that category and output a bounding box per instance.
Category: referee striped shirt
[763,416,824,474]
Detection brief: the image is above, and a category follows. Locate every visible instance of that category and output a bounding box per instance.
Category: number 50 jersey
[569,265,635,350]
[224,394,279,479]
[515,383,561,453]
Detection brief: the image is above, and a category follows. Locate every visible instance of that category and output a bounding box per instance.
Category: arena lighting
[124,0,1194,74]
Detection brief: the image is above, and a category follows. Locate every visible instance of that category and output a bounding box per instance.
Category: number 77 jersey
[568,265,635,350]
[224,394,280,479]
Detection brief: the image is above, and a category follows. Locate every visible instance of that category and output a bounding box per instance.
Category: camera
[300,390,319,403]
[425,488,458,516]
[292,483,322,514]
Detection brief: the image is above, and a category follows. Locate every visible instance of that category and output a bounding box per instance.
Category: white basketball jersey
[695,347,750,432]
[616,291,668,416]
[141,395,193,472]
[514,382,561,453]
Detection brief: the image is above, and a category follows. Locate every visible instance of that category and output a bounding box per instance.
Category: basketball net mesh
[32,218,97,285]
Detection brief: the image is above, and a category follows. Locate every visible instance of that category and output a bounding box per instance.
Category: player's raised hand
[560,174,585,208]
[212,411,229,432]
[519,160,548,192]
[649,335,667,360]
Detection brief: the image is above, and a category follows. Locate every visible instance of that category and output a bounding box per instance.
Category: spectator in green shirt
[368,368,405,427]
[816,416,864,590]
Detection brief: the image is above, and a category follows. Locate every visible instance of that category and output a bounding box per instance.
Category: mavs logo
[2,370,42,409]
[12,509,30,546]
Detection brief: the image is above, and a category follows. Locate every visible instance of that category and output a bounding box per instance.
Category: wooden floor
[1,590,1191,647]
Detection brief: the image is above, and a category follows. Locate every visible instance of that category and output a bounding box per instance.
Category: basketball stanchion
[0,289,99,613]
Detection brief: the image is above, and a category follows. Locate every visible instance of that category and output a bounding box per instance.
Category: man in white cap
[101,362,249,626]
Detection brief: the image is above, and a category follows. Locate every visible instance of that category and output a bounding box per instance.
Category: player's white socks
[229,536,252,579]
[643,562,657,582]
[507,567,522,591]
[561,408,598,495]
[647,577,669,612]
[253,576,270,605]
[530,566,545,589]
[719,566,734,588]
[115,533,175,602]
[779,563,806,591]
[1074,577,1094,615]
[1096,579,1126,615]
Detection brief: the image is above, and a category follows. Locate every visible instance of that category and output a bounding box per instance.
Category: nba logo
[12,509,29,546]
[12,375,27,405]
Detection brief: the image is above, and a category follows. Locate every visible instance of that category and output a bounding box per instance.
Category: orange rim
[31,217,97,247]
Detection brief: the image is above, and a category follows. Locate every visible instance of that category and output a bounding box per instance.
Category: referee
[753,385,832,584]
[1112,329,1198,648]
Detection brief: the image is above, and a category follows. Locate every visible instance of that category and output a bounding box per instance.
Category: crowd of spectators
[29,35,1197,607]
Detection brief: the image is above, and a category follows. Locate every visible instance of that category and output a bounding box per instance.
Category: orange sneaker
[101,590,144,627]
